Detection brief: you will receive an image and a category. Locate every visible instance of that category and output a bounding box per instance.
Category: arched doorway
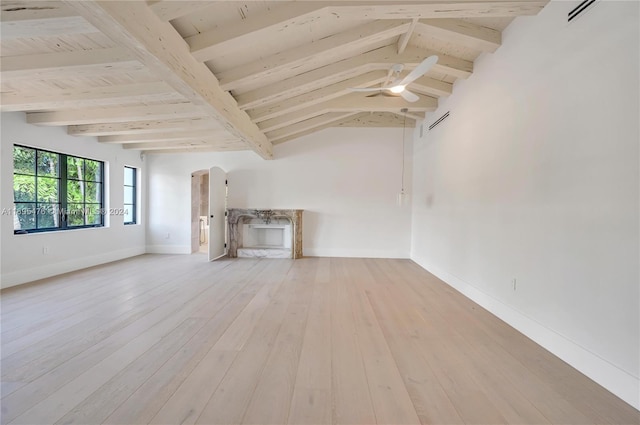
[190,169,209,254]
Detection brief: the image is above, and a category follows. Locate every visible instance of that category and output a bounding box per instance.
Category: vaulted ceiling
[0,0,549,159]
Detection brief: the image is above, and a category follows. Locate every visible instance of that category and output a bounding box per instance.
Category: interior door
[208,166,227,261]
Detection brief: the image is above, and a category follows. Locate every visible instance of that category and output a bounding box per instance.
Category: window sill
[13,225,107,236]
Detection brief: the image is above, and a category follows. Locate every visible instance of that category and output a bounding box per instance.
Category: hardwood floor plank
[57,260,277,425]
[211,260,291,351]
[3,309,153,384]
[0,256,153,312]
[288,258,332,425]
[2,261,190,382]
[1,256,163,330]
[0,255,635,425]
[1,257,181,351]
[53,317,207,425]
[194,260,296,424]
[11,317,203,425]
[242,259,317,424]
[0,383,24,401]
[329,258,376,425]
[146,350,237,425]
[384,259,611,425]
[131,261,290,425]
[288,389,332,425]
[361,259,465,425]
[346,259,421,425]
[1,259,250,423]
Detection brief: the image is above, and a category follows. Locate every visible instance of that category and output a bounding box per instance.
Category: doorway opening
[190,169,209,254]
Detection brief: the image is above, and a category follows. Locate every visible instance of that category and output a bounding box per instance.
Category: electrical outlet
[165,232,170,239]
[512,278,517,291]
[43,246,49,255]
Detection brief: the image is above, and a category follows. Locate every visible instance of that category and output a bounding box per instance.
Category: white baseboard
[304,248,409,258]
[145,245,191,255]
[411,254,640,410]
[1,246,145,289]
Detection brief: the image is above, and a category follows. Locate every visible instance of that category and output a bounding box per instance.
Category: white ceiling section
[0,0,549,158]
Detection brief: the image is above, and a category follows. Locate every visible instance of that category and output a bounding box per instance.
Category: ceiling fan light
[389,85,405,94]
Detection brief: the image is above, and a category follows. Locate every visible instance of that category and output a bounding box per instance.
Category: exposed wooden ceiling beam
[187,1,542,62]
[417,20,501,52]
[266,112,359,142]
[68,117,220,137]
[64,0,272,159]
[272,114,365,146]
[409,76,453,97]
[0,48,139,83]
[258,92,437,133]
[333,2,547,19]
[26,103,205,126]
[236,45,469,110]
[124,139,247,151]
[395,110,426,121]
[143,146,251,155]
[148,0,547,23]
[99,130,234,144]
[1,1,74,22]
[398,18,419,54]
[147,0,216,21]
[0,82,181,112]
[188,3,324,61]
[337,111,417,128]
[218,20,412,92]
[0,2,98,39]
[249,71,389,123]
[270,110,420,145]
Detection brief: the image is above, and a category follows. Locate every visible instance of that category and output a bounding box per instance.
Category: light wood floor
[1,255,637,425]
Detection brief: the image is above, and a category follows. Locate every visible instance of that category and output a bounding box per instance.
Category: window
[13,145,104,233]
[124,166,137,225]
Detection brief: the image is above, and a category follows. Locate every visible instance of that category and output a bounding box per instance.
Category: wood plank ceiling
[0,0,549,158]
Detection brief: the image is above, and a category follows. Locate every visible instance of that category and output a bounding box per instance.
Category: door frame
[208,166,227,261]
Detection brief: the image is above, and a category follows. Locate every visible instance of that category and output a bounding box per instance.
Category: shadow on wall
[301,210,319,255]
[272,132,331,160]
[226,168,309,209]
[225,169,259,209]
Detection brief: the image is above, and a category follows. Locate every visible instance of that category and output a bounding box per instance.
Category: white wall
[0,112,146,288]
[411,0,639,408]
[147,127,412,258]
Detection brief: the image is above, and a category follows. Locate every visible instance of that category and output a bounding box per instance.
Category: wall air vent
[428,111,450,131]
[568,0,598,22]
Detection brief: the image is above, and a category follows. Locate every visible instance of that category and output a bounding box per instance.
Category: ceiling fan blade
[349,87,384,92]
[400,89,420,103]
[398,55,438,86]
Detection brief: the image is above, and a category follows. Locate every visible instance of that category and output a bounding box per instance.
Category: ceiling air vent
[568,0,598,22]
[428,111,450,131]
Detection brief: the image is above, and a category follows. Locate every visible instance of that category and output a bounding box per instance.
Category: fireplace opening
[227,209,303,259]
[243,221,292,249]
[238,217,293,258]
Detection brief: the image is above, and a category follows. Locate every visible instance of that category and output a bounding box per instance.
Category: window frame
[123,166,137,225]
[13,144,105,234]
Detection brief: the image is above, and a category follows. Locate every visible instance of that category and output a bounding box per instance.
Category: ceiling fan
[349,55,438,103]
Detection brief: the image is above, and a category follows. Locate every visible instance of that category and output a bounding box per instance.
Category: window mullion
[133,168,137,224]
[34,161,39,230]
[60,154,68,229]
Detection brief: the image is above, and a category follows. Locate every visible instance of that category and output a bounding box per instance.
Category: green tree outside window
[13,145,104,233]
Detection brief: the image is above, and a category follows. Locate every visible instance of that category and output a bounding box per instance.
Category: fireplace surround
[227,209,303,259]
